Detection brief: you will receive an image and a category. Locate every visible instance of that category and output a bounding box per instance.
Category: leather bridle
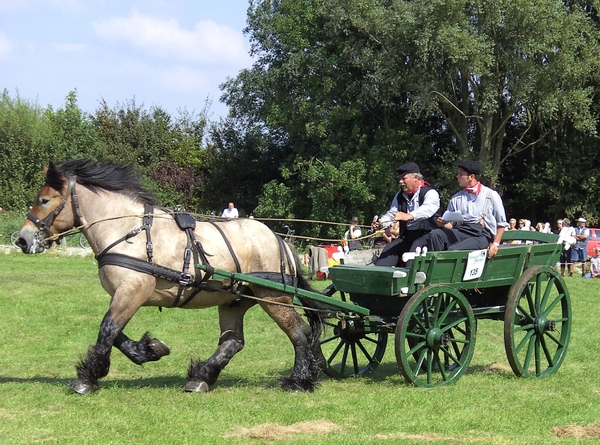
[26,175,84,247]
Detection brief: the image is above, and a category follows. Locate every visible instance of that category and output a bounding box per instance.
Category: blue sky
[0,0,254,120]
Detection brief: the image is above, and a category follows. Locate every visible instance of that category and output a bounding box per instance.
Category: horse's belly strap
[97,253,191,285]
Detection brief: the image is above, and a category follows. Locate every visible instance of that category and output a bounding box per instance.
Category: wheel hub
[426,328,450,348]
[535,315,550,334]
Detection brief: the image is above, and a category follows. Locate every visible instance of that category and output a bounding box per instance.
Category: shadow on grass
[317,360,518,386]
[0,361,517,392]
[0,373,285,392]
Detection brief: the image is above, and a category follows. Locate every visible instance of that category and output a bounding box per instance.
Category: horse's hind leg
[258,294,319,392]
[185,298,255,393]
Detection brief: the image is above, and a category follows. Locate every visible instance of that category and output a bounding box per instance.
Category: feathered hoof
[280,377,316,392]
[69,378,99,395]
[183,380,210,393]
[149,338,171,358]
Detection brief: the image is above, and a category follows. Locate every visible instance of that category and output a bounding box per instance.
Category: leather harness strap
[95,207,262,308]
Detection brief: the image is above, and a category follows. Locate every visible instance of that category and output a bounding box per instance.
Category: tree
[0,90,52,210]
[389,0,600,185]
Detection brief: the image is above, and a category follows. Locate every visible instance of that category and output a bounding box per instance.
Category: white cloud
[93,10,250,66]
[0,31,12,59]
[157,66,211,93]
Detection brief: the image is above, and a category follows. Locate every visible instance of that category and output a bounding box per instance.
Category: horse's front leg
[184,298,256,393]
[69,278,153,395]
[69,312,123,395]
[113,331,170,365]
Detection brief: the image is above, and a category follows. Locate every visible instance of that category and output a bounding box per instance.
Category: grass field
[1,249,600,444]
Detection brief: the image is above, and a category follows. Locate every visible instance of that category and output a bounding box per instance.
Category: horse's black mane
[47,158,157,205]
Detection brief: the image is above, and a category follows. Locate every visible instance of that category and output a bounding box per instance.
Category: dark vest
[395,186,441,237]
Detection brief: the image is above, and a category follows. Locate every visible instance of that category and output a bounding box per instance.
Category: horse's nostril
[15,237,26,248]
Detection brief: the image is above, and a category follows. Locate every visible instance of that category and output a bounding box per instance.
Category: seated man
[373,162,440,267]
[590,247,600,278]
[427,160,507,259]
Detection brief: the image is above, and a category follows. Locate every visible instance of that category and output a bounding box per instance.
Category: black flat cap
[458,160,481,176]
[396,162,420,178]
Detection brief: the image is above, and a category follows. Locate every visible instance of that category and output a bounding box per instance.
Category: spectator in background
[508,218,517,231]
[557,218,575,277]
[221,202,239,220]
[344,216,362,251]
[570,217,589,277]
[555,219,563,235]
[590,247,600,278]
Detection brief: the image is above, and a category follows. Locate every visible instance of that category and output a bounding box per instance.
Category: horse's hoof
[150,339,171,358]
[69,379,99,395]
[183,380,209,393]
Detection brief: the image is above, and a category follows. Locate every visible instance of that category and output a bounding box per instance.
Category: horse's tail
[288,244,326,349]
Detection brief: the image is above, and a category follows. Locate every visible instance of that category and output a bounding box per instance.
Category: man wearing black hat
[427,160,508,258]
[373,162,440,267]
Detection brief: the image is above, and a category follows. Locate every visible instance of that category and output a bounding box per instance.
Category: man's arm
[378,193,400,227]
[395,188,440,222]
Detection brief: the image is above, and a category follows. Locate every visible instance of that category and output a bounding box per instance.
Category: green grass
[1,251,600,444]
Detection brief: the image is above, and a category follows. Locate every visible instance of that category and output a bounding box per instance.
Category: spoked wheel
[504,265,571,378]
[395,285,476,387]
[320,317,388,378]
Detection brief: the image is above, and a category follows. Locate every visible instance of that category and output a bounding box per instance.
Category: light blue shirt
[446,185,508,236]
[574,226,589,249]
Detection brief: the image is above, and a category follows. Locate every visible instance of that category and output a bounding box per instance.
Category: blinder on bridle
[26,175,82,250]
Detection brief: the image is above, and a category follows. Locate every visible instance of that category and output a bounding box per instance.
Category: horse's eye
[40,198,50,206]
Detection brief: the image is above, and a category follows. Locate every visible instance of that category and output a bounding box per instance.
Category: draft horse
[16,159,325,394]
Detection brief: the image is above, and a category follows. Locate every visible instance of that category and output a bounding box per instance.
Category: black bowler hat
[458,160,481,176]
[395,162,420,178]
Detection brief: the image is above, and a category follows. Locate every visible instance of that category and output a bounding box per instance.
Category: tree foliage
[219,0,600,229]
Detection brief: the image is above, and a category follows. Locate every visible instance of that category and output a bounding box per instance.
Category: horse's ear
[43,165,48,174]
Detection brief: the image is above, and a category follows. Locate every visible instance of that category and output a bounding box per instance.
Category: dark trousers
[375,229,429,267]
[427,223,492,252]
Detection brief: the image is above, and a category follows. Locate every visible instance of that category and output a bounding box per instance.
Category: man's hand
[394,211,413,222]
[488,243,499,259]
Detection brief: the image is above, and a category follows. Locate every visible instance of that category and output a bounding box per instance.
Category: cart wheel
[504,265,571,378]
[395,285,476,387]
[320,317,388,378]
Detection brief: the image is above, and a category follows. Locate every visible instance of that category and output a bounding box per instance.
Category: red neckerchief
[404,180,427,197]
[464,181,482,195]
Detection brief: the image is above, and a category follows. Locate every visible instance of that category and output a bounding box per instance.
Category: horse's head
[16,163,79,254]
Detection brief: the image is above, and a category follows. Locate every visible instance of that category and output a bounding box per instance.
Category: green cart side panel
[329,265,410,296]
[330,240,565,297]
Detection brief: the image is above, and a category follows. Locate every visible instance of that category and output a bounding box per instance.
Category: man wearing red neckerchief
[427,160,508,259]
[373,162,440,267]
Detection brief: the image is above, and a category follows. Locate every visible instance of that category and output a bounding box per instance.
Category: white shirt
[222,207,239,220]
[379,187,440,231]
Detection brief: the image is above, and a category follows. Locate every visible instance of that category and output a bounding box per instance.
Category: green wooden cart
[200,230,571,388]
[321,230,572,387]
